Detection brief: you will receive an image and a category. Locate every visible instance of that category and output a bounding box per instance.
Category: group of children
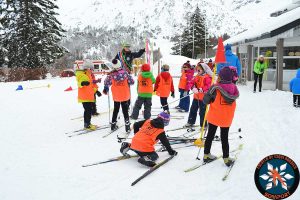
[75,56,241,167]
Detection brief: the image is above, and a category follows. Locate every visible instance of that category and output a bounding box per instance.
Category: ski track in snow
[0,74,299,200]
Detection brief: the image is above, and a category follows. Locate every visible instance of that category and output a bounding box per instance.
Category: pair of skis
[65,125,110,137]
[184,144,243,181]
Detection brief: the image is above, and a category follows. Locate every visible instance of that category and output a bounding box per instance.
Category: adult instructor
[114,43,145,74]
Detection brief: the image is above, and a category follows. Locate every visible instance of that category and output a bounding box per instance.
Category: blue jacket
[217,44,241,76]
[290,69,300,94]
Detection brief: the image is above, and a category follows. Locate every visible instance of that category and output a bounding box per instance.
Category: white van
[74,60,112,74]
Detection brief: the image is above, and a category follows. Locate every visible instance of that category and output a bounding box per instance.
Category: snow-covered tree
[2,0,66,68]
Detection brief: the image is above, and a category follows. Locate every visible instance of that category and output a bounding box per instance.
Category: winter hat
[218,67,233,83]
[157,111,170,126]
[82,59,94,70]
[183,62,191,69]
[123,42,131,48]
[225,44,232,51]
[112,59,122,70]
[141,63,150,72]
[161,64,170,72]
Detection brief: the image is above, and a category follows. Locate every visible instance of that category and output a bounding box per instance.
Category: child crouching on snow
[120,111,177,167]
[289,68,300,108]
[202,67,239,167]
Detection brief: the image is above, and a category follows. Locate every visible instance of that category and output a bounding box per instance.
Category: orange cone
[64,86,73,91]
[215,37,226,63]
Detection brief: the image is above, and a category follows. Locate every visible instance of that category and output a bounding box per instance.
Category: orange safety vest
[156,74,172,97]
[130,120,164,152]
[78,71,95,102]
[178,71,187,90]
[206,90,236,127]
[193,74,209,100]
[111,78,130,102]
[138,74,153,94]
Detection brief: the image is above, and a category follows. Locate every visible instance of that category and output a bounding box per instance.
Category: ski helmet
[82,59,94,70]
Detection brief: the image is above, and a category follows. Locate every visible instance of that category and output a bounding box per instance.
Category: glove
[102,89,108,95]
[198,88,203,93]
[192,87,199,94]
[171,92,175,98]
[96,91,102,97]
[169,149,178,156]
[92,78,101,84]
[183,91,188,97]
[81,81,90,86]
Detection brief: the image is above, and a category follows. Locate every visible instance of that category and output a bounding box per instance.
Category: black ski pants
[204,123,230,158]
[82,102,93,126]
[112,101,129,123]
[160,97,169,111]
[293,95,300,107]
[254,72,263,92]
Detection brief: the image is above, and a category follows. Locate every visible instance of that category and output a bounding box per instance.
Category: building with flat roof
[224,1,300,90]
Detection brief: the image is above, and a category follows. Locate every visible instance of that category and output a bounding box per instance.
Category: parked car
[61,69,75,77]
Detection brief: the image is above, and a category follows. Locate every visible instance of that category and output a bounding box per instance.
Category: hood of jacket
[141,71,153,78]
[111,69,128,81]
[150,118,164,129]
[297,69,300,78]
[205,84,239,104]
[160,72,171,80]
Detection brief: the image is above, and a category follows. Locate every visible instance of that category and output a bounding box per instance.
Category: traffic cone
[64,86,73,91]
[16,85,23,91]
[215,37,226,63]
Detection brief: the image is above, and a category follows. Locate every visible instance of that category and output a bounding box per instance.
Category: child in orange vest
[120,111,177,167]
[130,63,155,120]
[154,64,175,112]
[103,59,135,132]
[75,59,97,130]
[203,67,239,167]
[176,61,194,112]
[185,63,212,128]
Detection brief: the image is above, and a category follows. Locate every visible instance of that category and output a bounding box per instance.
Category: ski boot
[120,142,131,156]
[138,156,156,167]
[125,120,131,133]
[203,153,217,163]
[111,122,118,131]
[84,123,97,131]
[175,105,181,109]
[184,123,194,128]
[223,157,235,167]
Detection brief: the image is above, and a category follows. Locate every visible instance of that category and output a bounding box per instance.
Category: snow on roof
[224,6,300,46]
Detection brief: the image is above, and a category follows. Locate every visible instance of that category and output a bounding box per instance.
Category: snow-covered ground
[0,67,300,199]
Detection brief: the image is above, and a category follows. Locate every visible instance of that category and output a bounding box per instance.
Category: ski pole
[108,91,111,124]
[161,91,194,108]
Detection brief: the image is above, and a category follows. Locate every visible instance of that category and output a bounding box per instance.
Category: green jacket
[137,71,156,98]
[254,61,268,74]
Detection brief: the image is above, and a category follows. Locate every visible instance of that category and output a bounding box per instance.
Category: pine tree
[171,6,207,59]
[3,0,66,68]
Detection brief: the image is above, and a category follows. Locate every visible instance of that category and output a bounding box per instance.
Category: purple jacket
[104,69,134,88]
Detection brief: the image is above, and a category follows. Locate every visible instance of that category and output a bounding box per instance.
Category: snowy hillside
[56,0,293,37]
[1,55,300,199]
